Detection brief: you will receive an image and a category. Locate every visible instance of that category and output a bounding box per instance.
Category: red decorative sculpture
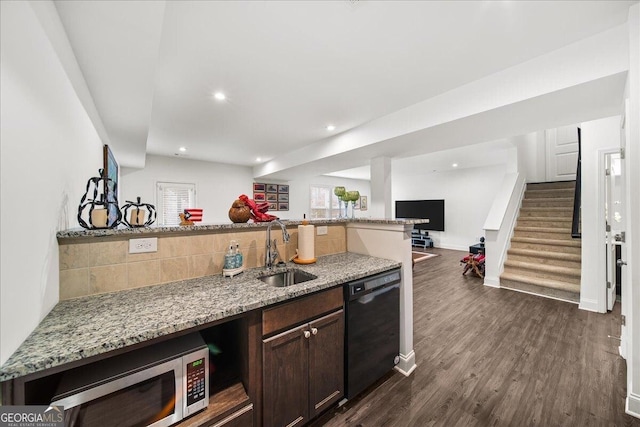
[238,194,278,222]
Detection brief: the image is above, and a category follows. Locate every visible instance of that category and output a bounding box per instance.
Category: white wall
[121,155,254,224]
[121,155,370,223]
[392,164,508,250]
[514,131,546,183]
[579,115,621,313]
[287,175,370,220]
[0,1,104,365]
[625,2,640,418]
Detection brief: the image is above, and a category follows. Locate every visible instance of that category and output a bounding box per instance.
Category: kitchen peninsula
[0,218,425,426]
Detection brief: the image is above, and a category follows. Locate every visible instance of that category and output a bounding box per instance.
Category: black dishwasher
[344,268,401,400]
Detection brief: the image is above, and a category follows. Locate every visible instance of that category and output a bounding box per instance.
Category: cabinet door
[308,309,344,418]
[263,325,309,427]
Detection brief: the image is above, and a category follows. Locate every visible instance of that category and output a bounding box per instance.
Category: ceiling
[54,1,636,176]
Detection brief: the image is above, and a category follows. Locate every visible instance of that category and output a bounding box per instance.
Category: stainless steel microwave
[51,333,209,427]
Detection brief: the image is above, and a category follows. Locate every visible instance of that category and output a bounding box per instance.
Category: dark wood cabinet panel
[262,325,309,427]
[308,310,344,418]
[262,288,342,336]
[262,296,344,427]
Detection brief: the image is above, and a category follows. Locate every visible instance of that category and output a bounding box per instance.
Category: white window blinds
[156,182,196,226]
[309,185,340,219]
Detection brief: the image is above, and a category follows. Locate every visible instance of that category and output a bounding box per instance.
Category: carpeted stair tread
[526,181,576,190]
[510,236,581,247]
[507,247,581,262]
[518,210,573,218]
[525,189,575,199]
[504,260,581,278]
[517,218,573,228]
[502,180,581,303]
[521,201,574,209]
[506,253,580,269]
[513,228,573,240]
[518,216,572,222]
[514,226,571,233]
[500,277,580,303]
[500,272,580,294]
[520,206,573,212]
[510,242,581,255]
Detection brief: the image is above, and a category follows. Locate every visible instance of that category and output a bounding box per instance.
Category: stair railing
[572,128,582,238]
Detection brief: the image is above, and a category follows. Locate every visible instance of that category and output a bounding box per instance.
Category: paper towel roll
[298,224,315,261]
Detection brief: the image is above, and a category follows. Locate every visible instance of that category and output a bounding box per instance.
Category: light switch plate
[316,226,328,235]
[129,238,158,254]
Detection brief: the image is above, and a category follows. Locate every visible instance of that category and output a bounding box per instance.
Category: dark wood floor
[313,248,639,427]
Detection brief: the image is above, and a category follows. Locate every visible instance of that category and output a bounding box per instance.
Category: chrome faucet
[265,220,290,269]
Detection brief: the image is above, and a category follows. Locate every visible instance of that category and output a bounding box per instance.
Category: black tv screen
[395,199,445,231]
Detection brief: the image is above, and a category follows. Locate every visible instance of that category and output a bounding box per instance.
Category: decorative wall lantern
[77,169,121,229]
[121,197,157,228]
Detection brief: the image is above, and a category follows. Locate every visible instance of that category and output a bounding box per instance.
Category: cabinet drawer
[262,287,343,336]
[211,404,253,427]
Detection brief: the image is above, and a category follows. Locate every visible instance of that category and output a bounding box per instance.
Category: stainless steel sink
[259,269,317,287]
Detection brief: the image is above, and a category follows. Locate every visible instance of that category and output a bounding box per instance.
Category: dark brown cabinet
[308,311,344,418]
[262,288,344,427]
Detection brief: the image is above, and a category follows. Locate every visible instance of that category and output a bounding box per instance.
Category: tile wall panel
[58,225,347,300]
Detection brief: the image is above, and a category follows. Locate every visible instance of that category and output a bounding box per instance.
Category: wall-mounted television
[395,199,445,231]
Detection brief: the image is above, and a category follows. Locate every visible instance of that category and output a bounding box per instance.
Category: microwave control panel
[186,357,207,406]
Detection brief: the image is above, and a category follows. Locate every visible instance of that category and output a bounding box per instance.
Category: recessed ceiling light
[179,147,187,152]
[256,157,262,162]
[452,163,458,167]
[214,92,226,101]
[326,125,336,131]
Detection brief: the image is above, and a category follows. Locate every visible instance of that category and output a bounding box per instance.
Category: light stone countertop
[57,218,429,241]
[0,252,401,382]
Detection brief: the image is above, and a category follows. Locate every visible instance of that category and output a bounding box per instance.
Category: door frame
[596,147,622,313]
[603,150,623,312]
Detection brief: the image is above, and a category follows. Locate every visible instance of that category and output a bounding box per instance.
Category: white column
[370,157,392,219]
[346,222,416,376]
[626,3,640,419]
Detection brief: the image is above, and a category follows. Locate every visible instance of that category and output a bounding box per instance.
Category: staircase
[500,181,581,303]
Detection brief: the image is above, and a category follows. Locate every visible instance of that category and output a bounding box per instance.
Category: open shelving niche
[14,315,259,427]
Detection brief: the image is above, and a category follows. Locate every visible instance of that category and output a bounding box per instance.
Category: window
[156,182,196,226]
[309,185,341,219]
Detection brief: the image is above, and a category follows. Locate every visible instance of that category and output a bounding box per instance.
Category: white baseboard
[394,350,416,376]
[578,298,602,313]
[483,276,500,288]
[626,392,640,419]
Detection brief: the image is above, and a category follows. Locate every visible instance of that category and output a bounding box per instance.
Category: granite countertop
[57,218,429,241]
[0,252,401,382]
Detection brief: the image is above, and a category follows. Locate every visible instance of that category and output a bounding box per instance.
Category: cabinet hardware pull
[311,327,318,335]
[303,330,311,339]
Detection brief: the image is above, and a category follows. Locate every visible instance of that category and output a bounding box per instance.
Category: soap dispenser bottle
[224,243,236,269]
[235,242,243,268]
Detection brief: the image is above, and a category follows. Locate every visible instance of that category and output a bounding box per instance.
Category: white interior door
[546,125,579,182]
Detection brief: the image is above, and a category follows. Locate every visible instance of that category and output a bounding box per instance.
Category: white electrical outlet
[129,238,158,254]
[316,226,328,235]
